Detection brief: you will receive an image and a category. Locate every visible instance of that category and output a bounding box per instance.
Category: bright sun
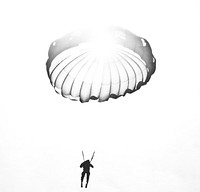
[84,27,119,60]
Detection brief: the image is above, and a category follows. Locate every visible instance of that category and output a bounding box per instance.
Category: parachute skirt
[46,26,156,103]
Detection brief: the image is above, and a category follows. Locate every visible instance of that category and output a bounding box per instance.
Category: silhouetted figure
[80,160,94,188]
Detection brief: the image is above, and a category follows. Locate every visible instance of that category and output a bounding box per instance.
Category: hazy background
[1,0,200,192]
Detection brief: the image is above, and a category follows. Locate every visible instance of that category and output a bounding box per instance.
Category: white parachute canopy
[46,26,156,102]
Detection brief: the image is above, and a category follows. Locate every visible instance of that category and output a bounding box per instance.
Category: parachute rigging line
[91,151,95,162]
[82,151,85,161]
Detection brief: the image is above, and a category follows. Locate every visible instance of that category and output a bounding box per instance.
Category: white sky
[1,0,200,192]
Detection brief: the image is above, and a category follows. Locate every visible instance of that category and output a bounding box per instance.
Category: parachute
[46,26,156,102]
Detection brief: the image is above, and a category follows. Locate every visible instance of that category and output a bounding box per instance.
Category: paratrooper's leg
[85,172,90,188]
[81,172,85,187]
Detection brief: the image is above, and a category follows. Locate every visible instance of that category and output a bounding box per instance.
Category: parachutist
[80,160,94,188]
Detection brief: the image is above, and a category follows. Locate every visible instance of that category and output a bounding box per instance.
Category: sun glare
[87,27,118,59]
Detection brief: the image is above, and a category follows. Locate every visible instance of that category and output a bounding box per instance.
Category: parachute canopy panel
[46,26,156,102]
